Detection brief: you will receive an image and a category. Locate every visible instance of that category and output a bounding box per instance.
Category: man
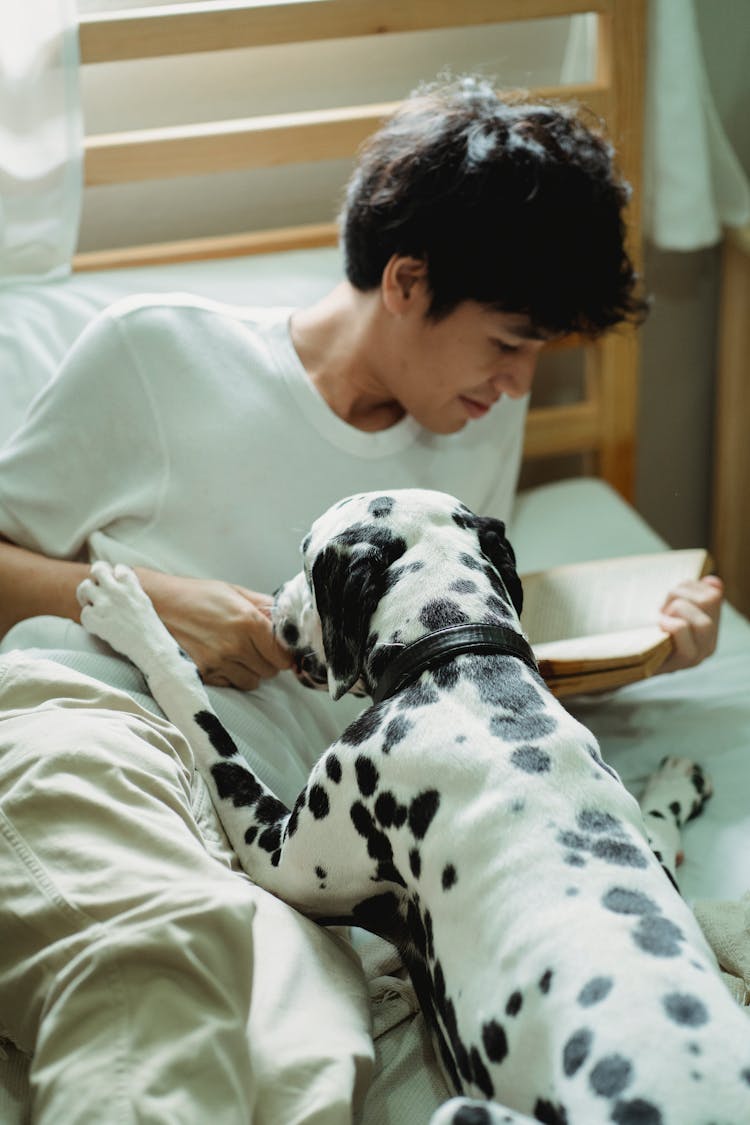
[0,77,721,1123]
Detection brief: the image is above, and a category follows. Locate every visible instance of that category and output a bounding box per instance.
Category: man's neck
[289,283,405,432]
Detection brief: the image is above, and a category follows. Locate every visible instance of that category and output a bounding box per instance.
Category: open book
[521,549,712,697]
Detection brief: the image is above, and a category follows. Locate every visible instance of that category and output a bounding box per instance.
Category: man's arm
[0,536,291,690]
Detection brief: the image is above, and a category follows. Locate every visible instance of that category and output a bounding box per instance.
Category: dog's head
[273,489,522,701]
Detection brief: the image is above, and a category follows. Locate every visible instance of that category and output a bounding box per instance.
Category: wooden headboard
[73,0,646,502]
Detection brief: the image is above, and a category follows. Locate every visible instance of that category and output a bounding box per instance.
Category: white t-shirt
[0,293,528,790]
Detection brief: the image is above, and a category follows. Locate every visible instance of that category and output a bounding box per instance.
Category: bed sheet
[2,476,749,1125]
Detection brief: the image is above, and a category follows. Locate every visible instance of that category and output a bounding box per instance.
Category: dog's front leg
[77,563,379,918]
[76,565,297,891]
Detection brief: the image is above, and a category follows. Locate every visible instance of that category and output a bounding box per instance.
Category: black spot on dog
[374,791,407,829]
[662,993,709,1027]
[315,865,326,879]
[648,808,666,820]
[398,681,440,709]
[442,864,457,890]
[534,1098,569,1124]
[578,809,623,834]
[449,578,479,595]
[350,801,374,839]
[459,551,484,572]
[452,1106,492,1125]
[308,784,330,819]
[281,622,299,646]
[355,755,379,796]
[258,825,282,853]
[669,800,682,823]
[433,659,462,691]
[195,709,239,758]
[211,762,262,806]
[506,990,523,1017]
[419,598,470,631]
[484,593,511,620]
[255,794,287,824]
[469,1046,494,1098]
[578,977,613,1007]
[271,848,281,867]
[482,1019,508,1063]
[325,753,342,783]
[539,969,553,993]
[368,495,394,518]
[409,790,440,839]
[244,825,257,845]
[565,853,587,867]
[603,888,660,916]
[589,1054,633,1098]
[382,715,413,753]
[610,1098,663,1124]
[409,849,421,878]
[563,1028,592,1076]
[591,837,648,869]
[286,791,306,838]
[351,891,404,940]
[341,707,384,746]
[373,792,407,828]
[510,745,552,773]
[633,915,685,958]
[376,860,406,887]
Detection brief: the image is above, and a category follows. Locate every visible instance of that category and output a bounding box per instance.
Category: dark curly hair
[340,76,648,337]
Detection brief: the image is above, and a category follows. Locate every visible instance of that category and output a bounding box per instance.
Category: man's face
[386,286,550,435]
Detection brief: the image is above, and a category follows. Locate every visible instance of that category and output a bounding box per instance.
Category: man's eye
[494,339,519,354]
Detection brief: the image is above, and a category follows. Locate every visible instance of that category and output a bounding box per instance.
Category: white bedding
[1,252,749,1123]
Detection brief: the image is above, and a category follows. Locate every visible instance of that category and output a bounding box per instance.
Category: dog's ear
[311,530,406,700]
[472,516,524,618]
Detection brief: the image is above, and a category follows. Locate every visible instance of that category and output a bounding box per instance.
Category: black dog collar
[371,623,539,704]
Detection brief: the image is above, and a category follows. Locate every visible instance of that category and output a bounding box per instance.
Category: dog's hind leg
[638,755,713,879]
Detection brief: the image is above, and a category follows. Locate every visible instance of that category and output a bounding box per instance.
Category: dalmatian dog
[77,489,750,1125]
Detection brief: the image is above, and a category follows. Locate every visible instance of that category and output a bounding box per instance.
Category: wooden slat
[523,402,599,459]
[84,103,396,187]
[711,227,750,617]
[79,0,611,65]
[84,84,608,187]
[73,222,339,271]
[586,0,646,501]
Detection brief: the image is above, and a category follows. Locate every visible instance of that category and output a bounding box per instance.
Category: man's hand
[134,569,292,690]
[656,575,724,675]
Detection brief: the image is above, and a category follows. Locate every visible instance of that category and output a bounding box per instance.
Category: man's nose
[493,352,539,398]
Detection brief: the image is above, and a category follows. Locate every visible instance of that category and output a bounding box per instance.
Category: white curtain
[644,0,750,251]
[0,0,83,283]
[563,2,750,252]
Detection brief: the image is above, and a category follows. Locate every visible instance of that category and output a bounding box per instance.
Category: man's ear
[381,255,429,315]
[311,532,406,700]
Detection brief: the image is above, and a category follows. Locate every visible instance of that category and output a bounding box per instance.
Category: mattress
[1,252,749,1124]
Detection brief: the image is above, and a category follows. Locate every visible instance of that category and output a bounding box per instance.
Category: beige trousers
[0,653,373,1124]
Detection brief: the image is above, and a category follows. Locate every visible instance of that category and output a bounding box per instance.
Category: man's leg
[0,653,257,1124]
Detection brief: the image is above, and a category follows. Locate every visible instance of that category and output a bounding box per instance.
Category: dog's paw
[77,562,165,664]
[641,755,713,828]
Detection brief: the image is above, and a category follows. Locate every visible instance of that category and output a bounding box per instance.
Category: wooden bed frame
[72,0,646,503]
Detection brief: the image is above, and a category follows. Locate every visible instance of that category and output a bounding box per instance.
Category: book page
[521,549,709,647]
